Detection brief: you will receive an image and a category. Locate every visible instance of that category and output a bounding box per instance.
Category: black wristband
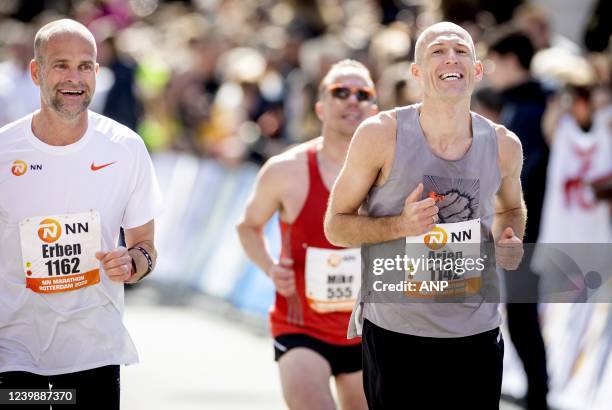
[129,246,153,281]
[130,257,137,276]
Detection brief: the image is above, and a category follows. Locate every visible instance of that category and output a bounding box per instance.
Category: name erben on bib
[19,211,101,294]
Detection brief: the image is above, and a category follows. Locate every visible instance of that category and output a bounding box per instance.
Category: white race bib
[19,211,101,294]
[305,247,361,313]
[405,218,482,298]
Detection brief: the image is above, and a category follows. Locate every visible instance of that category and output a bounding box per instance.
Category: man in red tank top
[237,60,378,409]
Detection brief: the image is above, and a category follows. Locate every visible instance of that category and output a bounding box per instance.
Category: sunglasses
[327,83,376,102]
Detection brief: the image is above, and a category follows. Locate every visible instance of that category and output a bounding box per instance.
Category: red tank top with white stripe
[270,146,360,345]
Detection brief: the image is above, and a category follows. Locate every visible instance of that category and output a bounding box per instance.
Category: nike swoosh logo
[91,161,117,171]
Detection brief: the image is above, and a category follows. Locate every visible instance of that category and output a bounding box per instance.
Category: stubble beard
[41,79,91,121]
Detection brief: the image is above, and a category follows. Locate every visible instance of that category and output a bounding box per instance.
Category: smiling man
[325,22,526,409]
[237,60,377,409]
[0,19,161,409]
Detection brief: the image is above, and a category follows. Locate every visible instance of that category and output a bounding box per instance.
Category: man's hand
[268,258,296,297]
[400,183,439,237]
[496,227,524,270]
[95,247,134,283]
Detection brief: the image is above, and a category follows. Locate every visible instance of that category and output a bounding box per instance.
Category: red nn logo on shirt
[11,160,27,176]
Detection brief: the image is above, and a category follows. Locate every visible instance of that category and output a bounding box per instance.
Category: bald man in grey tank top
[325,22,526,409]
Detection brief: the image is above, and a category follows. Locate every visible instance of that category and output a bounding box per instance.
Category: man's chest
[0,149,132,223]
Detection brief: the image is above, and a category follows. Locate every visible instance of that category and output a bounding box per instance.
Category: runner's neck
[319,133,351,170]
[418,99,472,146]
[31,107,89,146]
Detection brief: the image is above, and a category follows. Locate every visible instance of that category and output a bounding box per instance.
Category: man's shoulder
[88,111,145,148]
[486,121,523,175]
[472,113,521,146]
[348,110,397,165]
[267,138,318,168]
[257,139,316,187]
[357,109,397,137]
[491,122,521,149]
[0,113,31,140]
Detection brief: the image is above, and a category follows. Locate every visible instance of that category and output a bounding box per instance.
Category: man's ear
[411,62,421,81]
[315,100,324,122]
[474,60,484,82]
[30,59,41,86]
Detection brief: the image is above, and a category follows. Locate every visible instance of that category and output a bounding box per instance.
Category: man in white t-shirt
[538,99,611,244]
[0,19,162,409]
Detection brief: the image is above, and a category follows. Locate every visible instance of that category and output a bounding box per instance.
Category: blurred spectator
[0,20,39,126]
[440,0,522,25]
[537,83,612,243]
[486,28,551,410]
[164,18,225,155]
[487,28,551,243]
[376,61,422,110]
[472,85,503,123]
[99,33,141,131]
[513,3,580,53]
[368,22,412,76]
[531,47,597,91]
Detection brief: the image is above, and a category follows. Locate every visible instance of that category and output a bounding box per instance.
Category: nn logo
[11,160,42,176]
[424,226,448,250]
[38,219,62,243]
[37,219,89,243]
[327,254,342,268]
[11,160,27,176]
[424,226,473,250]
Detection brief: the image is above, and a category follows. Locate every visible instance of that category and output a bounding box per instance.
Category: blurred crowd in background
[0,0,610,168]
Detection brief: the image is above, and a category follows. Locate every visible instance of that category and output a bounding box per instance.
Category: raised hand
[496,227,524,270]
[400,183,439,237]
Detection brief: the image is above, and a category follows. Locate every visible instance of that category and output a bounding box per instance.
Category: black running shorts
[274,333,362,376]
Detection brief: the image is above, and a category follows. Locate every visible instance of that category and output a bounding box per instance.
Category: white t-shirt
[0,110,162,375]
[538,108,612,243]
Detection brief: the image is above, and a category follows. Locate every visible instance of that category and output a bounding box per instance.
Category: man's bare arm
[325,114,438,247]
[236,160,285,274]
[236,158,297,296]
[125,220,157,282]
[493,126,526,271]
[493,126,527,240]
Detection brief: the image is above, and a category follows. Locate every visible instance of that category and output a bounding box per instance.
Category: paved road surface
[121,287,522,410]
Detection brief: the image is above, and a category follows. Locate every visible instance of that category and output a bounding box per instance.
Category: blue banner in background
[152,153,276,315]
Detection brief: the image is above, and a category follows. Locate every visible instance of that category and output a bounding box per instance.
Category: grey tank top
[349,104,502,338]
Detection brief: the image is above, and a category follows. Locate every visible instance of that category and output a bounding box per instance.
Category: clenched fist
[267,258,296,297]
[400,183,439,237]
[496,227,524,270]
[95,247,134,283]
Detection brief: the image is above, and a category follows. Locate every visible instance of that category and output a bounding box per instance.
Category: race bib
[305,247,361,313]
[19,211,101,294]
[404,218,482,298]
